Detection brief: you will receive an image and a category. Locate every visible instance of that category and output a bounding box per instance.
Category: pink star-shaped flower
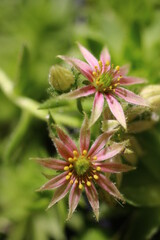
[35,116,134,220]
[58,44,147,128]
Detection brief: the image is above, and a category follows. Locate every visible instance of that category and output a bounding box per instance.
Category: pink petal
[53,138,73,160]
[39,172,67,191]
[47,183,71,209]
[88,130,115,157]
[105,94,126,129]
[89,92,104,127]
[34,158,67,170]
[119,64,130,75]
[56,126,78,152]
[85,184,99,221]
[96,143,125,161]
[58,55,93,81]
[115,87,148,106]
[95,163,135,173]
[97,174,124,201]
[67,182,81,220]
[100,48,111,73]
[80,114,90,154]
[60,85,96,99]
[78,43,99,70]
[119,76,146,86]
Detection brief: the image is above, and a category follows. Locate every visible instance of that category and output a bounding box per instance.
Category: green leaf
[121,165,160,207]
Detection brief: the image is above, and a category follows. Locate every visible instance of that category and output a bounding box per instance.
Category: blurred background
[0,0,160,239]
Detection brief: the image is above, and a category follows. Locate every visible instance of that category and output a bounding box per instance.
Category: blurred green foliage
[0,0,160,239]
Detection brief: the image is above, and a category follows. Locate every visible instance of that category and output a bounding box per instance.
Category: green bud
[140,85,160,99]
[147,95,160,112]
[49,65,75,92]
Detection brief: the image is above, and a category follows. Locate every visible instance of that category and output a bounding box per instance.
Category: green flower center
[74,156,90,176]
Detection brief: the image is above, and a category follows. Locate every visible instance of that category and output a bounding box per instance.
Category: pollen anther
[68,172,72,176]
[66,175,70,180]
[79,183,83,190]
[69,164,73,168]
[93,156,97,160]
[64,166,69,171]
[70,180,73,184]
[83,150,87,155]
[87,181,91,187]
[93,174,99,180]
[96,166,101,171]
[115,65,120,71]
[68,157,74,163]
[73,150,78,156]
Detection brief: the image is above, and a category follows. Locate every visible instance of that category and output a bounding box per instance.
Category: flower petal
[88,130,115,157]
[67,182,81,220]
[119,76,146,86]
[85,184,99,221]
[95,163,135,173]
[96,143,125,161]
[33,158,67,170]
[38,172,67,191]
[100,48,111,73]
[115,87,148,106]
[80,114,90,154]
[119,64,130,75]
[56,126,78,152]
[89,92,104,127]
[97,174,124,201]
[47,183,71,209]
[59,85,96,99]
[58,55,93,81]
[105,94,126,129]
[78,43,99,70]
[53,138,73,160]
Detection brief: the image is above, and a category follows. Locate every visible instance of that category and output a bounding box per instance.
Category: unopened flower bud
[140,85,160,99]
[49,65,75,92]
[147,95,160,112]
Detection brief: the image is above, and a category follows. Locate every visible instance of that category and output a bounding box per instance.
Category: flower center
[74,156,90,176]
[92,63,121,93]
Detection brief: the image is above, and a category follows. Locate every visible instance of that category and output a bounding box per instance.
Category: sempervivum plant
[35,116,134,220]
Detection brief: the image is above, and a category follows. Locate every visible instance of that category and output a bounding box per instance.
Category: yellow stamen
[96,81,99,85]
[88,157,90,160]
[70,180,73,184]
[93,170,96,173]
[68,157,74,163]
[93,156,97,160]
[115,65,120,71]
[98,60,102,68]
[96,166,101,171]
[64,166,69,171]
[103,88,106,91]
[68,172,72,176]
[93,174,99,180]
[109,86,112,90]
[73,157,77,161]
[79,183,83,189]
[75,180,78,184]
[105,60,110,66]
[113,89,115,92]
[73,150,78,156]
[82,180,85,183]
[69,164,73,168]
[117,77,120,81]
[114,83,118,87]
[83,150,87,155]
[87,181,91,187]
[95,66,98,69]
[88,176,92,179]
[66,175,70,180]
[93,71,97,76]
